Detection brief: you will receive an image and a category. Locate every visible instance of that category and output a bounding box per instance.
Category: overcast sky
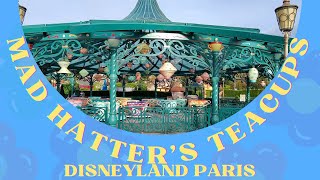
[20,0,302,36]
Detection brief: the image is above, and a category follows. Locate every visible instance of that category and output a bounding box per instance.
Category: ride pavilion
[21,0,291,134]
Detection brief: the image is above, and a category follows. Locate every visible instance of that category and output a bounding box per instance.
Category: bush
[205,89,264,98]
[224,89,263,98]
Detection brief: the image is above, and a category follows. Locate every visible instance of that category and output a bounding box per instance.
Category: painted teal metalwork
[89,75,94,97]
[123,0,170,22]
[117,106,208,134]
[108,49,118,127]
[246,77,251,104]
[80,104,242,134]
[211,52,221,124]
[80,106,107,123]
[50,73,65,93]
[274,52,283,72]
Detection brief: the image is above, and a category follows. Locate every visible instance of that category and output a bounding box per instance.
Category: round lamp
[248,67,259,83]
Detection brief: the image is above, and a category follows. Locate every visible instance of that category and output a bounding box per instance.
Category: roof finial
[123,0,171,22]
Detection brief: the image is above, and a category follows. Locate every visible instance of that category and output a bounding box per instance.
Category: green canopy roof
[123,0,171,22]
[22,0,287,80]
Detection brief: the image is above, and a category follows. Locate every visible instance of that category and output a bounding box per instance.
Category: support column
[70,76,74,96]
[284,32,289,60]
[211,52,220,125]
[56,73,61,93]
[185,77,189,97]
[274,52,282,73]
[122,77,126,97]
[246,77,251,104]
[108,49,118,127]
[154,79,158,98]
[89,75,93,97]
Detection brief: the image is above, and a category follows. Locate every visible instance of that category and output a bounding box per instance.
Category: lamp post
[19,4,27,24]
[275,0,298,59]
[107,38,121,127]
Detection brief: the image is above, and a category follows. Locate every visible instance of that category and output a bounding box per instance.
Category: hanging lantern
[208,38,224,52]
[201,72,210,81]
[159,62,177,80]
[137,43,151,54]
[157,74,165,81]
[80,48,88,54]
[57,61,72,74]
[195,76,203,83]
[79,69,89,77]
[248,67,259,83]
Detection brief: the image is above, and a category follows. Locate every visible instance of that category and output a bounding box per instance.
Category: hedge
[206,89,264,98]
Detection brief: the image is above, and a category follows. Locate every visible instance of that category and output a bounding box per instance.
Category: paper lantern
[159,62,177,80]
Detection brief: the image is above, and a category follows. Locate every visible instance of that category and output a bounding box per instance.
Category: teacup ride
[126,101,149,117]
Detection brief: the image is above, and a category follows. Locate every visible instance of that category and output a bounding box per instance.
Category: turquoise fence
[79,104,244,134]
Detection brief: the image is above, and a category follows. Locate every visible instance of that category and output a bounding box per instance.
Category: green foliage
[126,82,138,88]
[116,82,138,88]
[93,82,102,91]
[224,89,263,98]
[116,82,122,87]
[74,81,80,91]
[206,89,264,98]
[136,80,147,91]
[63,83,72,95]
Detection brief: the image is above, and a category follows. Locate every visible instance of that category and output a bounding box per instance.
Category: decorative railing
[79,104,245,134]
[78,106,108,123]
[117,106,210,134]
